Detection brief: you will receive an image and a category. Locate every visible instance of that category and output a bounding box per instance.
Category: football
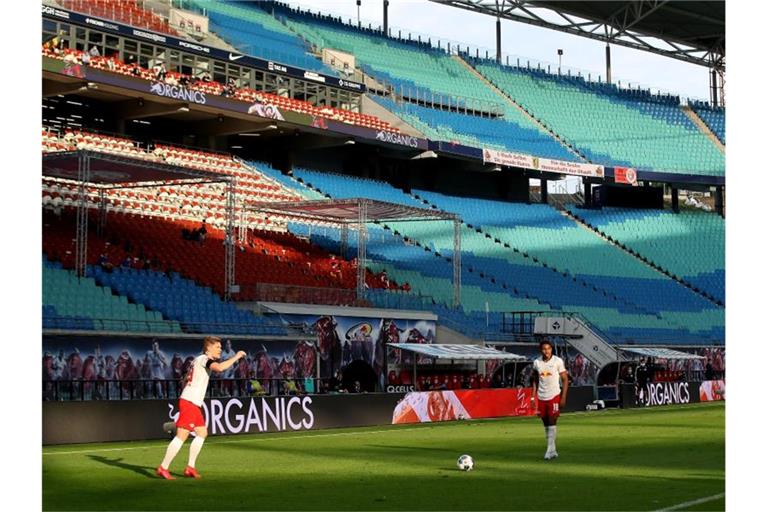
[457,454,474,471]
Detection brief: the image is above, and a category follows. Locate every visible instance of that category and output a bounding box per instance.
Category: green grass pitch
[42,402,724,511]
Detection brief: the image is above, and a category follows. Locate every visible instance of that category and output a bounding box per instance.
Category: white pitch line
[42,426,432,456]
[654,492,725,511]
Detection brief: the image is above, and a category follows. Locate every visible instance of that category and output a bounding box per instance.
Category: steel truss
[247,198,462,308]
[74,153,91,277]
[430,0,724,71]
[224,178,237,301]
[44,150,236,296]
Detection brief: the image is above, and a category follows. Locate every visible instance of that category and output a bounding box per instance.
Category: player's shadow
[87,455,155,478]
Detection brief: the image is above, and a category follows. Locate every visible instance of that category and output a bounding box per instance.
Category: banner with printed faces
[42,335,318,389]
[279,314,436,387]
[392,388,537,424]
[699,380,725,402]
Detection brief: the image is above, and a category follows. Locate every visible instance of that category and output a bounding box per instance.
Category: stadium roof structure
[42,150,231,187]
[389,343,526,361]
[621,347,706,360]
[247,198,462,304]
[246,198,458,224]
[430,0,725,69]
[43,150,237,298]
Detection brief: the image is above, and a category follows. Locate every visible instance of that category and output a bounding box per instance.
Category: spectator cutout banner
[699,380,725,402]
[392,388,536,424]
[280,314,436,387]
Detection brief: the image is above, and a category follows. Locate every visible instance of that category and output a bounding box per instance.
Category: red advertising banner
[392,388,537,424]
[699,380,725,402]
[614,166,639,186]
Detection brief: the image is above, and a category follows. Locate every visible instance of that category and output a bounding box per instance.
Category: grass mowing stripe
[42,426,434,456]
[654,492,726,511]
[43,403,724,511]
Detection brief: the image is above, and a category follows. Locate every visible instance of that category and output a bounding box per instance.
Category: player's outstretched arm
[210,351,246,373]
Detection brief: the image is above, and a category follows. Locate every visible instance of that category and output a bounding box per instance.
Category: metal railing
[247,282,363,307]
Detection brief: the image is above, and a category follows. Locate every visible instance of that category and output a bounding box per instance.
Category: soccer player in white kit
[530,339,569,460]
[156,336,245,480]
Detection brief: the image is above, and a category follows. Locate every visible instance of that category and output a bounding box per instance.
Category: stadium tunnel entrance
[341,360,378,393]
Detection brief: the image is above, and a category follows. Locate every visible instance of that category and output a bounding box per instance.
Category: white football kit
[533,355,566,400]
[180,355,213,406]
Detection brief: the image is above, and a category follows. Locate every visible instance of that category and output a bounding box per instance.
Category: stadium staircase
[467,57,725,176]
[533,313,622,368]
[563,207,724,306]
[408,189,724,344]
[452,54,589,162]
[681,105,725,152]
[279,168,722,345]
[190,0,336,74]
[564,205,725,305]
[360,95,426,137]
[689,101,725,145]
[410,191,652,316]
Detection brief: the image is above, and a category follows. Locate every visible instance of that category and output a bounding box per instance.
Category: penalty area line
[654,492,725,511]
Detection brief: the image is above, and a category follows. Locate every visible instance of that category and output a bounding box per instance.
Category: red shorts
[537,394,561,421]
[176,399,206,430]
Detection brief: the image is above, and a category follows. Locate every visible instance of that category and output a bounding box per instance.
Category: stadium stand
[565,206,725,303]
[468,58,725,175]
[283,169,723,344]
[57,0,178,36]
[188,0,335,74]
[40,0,726,349]
[372,96,575,160]
[413,190,724,338]
[689,101,726,144]
[41,47,402,133]
[43,256,182,333]
[268,2,503,110]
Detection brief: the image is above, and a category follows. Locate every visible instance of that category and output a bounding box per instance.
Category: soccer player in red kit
[156,336,245,479]
[530,338,568,460]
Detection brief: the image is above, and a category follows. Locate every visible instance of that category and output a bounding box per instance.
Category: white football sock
[160,436,184,470]
[188,436,205,468]
[548,426,557,451]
